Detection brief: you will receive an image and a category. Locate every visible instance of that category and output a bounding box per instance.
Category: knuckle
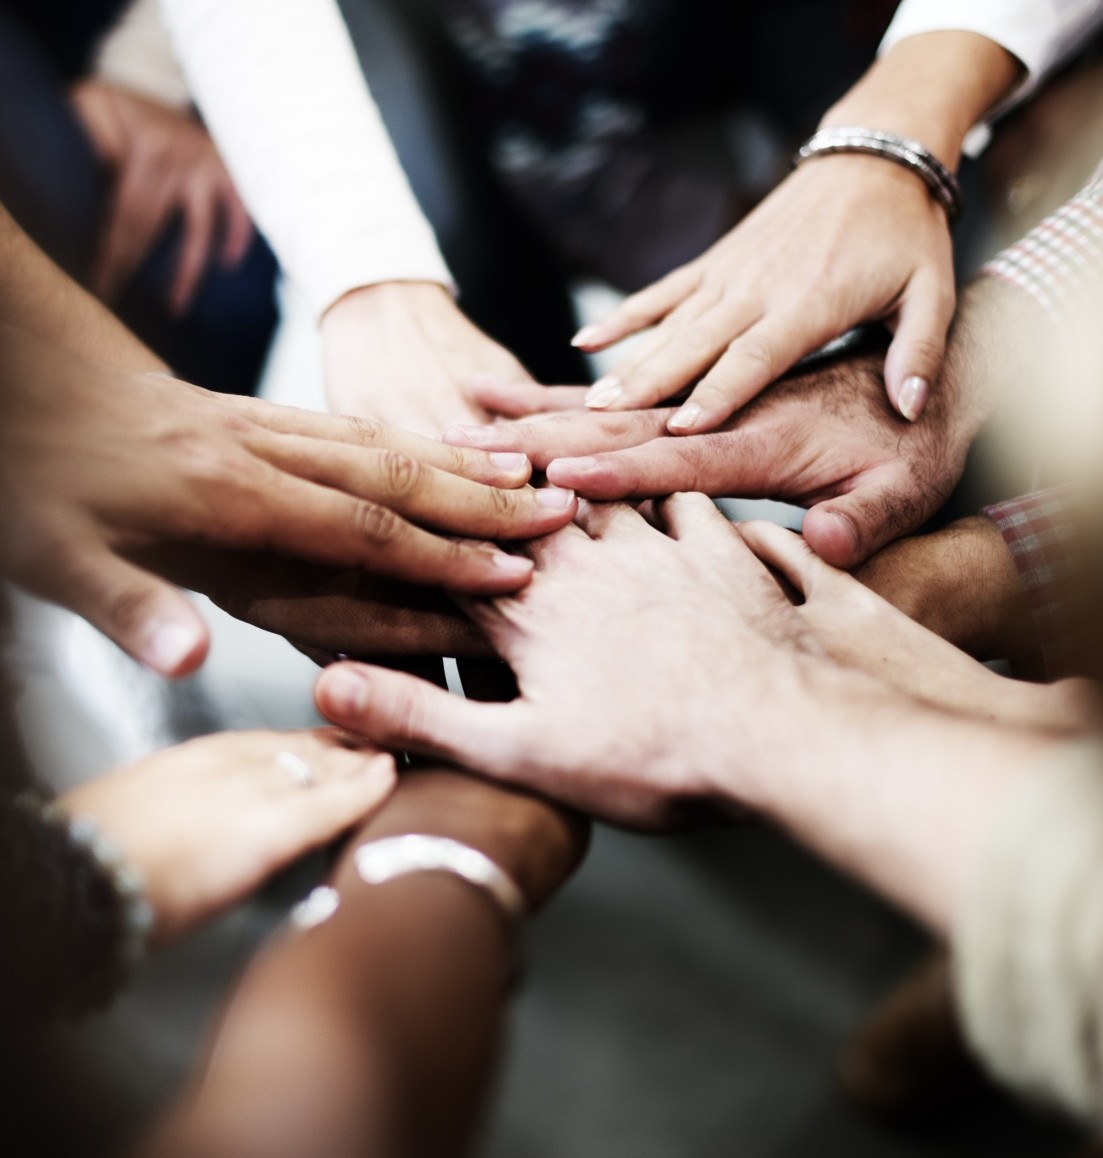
[353,500,403,548]
[488,484,517,518]
[731,337,775,377]
[348,417,386,447]
[377,449,421,497]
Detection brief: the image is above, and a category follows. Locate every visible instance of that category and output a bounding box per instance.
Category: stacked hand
[0,326,576,676]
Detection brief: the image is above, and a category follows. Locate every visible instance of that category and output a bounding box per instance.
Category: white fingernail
[572,325,603,348]
[585,375,623,409]
[668,402,701,431]
[898,376,929,422]
[144,618,197,673]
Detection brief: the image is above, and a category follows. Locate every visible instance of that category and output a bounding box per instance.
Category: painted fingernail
[536,486,575,509]
[668,402,702,431]
[898,376,929,422]
[323,667,370,716]
[143,617,199,674]
[572,324,603,348]
[491,553,534,575]
[585,375,623,409]
[490,452,528,471]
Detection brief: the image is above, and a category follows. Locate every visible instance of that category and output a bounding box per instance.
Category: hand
[451,350,973,568]
[572,158,954,431]
[0,327,575,676]
[321,282,536,436]
[61,728,395,947]
[316,496,833,829]
[853,516,1038,661]
[70,80,253,314]
[569,30,1022,434]
[738,520,1096,733]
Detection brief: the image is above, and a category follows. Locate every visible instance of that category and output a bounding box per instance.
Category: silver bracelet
[354,834,528,922]
[793,126,963,222]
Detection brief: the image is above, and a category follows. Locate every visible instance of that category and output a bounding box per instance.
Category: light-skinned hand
[322,282,537,437]
[0,327,575,677]
[61,728,395,947]
[71,80,253,314]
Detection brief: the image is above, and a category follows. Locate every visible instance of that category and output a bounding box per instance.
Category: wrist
[321,280,453,336]
[822,32,1022,169]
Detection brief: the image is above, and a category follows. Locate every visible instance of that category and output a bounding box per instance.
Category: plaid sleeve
[981,161,1103,322]
[982,487,1082,679]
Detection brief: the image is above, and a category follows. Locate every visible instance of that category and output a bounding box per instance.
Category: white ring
[276,750,315,789]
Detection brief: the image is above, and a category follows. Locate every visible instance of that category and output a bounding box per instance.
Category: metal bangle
[793,126,964,223]
[354,834,528,922]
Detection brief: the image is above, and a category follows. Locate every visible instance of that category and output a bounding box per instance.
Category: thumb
[883,272,954,423]
[802,471,926,570]
[315,661,517,770]
[48,546,209,677]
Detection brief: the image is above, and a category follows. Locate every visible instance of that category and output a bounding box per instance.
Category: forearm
[0,206,164,371]
[822,31,1020,165]
[140,771,587,1158]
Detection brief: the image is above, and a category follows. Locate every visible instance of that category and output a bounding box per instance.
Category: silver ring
[276,750,315,789]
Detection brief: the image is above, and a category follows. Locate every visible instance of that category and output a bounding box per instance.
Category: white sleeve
[93,0,191,110]
[157,0,454,318]
[882,0,1103,138]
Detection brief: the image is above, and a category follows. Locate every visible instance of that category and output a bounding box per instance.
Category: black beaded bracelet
[0,792,153,1023]
[793,126,964,223]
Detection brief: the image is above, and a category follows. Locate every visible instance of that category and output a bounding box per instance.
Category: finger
[654,492,738,544]
[92,167,175,301]
[801,466,933,570]
[736,520,829,599]
[572,499,656,542]
[572,263,700,350]
[221,395,533,488]
[252,435,577,539]
[545,428,763,499]
[882,270,954,422]
[668,313,837,434]
[469,378,589,418]
[225,471,538,594]
[168,187,217,315]
[41,539,209,677]
[444,409,669,469]
[588,297,748,412]
[219,186,254,269]
[315,662,522,773]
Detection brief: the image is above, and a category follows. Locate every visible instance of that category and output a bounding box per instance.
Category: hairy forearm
[823,31,1021,165]
[0,205,164,372]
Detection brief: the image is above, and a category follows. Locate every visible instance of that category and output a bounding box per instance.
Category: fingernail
[572,324,603,348]
[668,402,701,431]
[585,375,623,409]
[490,452,528,471]
[536,486,575,509]
[898,376,929,422]
[548,456,598,476]
[143,617,199,674]
[443,424,494,447]
[323,668,370,716]
[491,553,534,575]
[828,513,858,553]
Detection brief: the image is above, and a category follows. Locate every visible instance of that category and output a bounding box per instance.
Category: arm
[137,771,588,1158]
[157,0,536,433]
[572,28,1019,431]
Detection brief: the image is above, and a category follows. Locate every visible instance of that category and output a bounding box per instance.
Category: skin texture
[61,728,395,947]
[315,497,1071,934]
[71,80,253,314]
[452,349,972,570]
[137,771,588,1158]
[0,325,576,676]
[321,282,537,436]
[574,32,1020,431]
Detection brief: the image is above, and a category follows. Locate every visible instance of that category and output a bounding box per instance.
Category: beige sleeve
[953,740,1103,1122]
[92,0,190,110]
